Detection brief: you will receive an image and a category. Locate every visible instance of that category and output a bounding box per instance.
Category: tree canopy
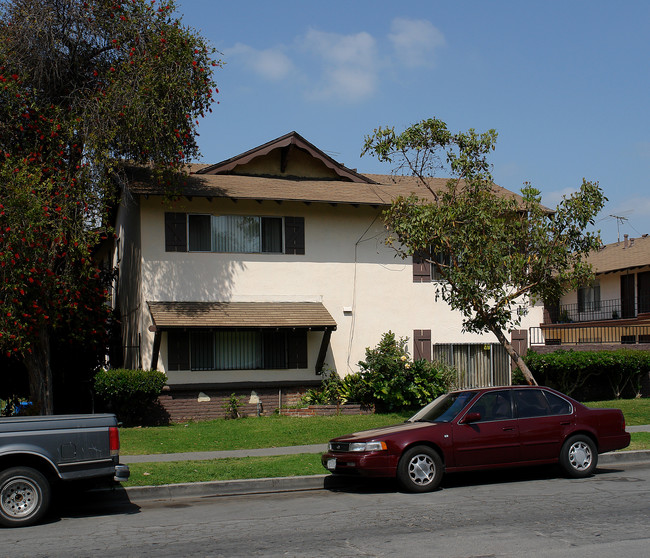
[363,118,606,385]
[0,0,220,413]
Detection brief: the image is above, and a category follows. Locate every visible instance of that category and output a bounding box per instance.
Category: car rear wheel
[560,435,598,478]
[396,446,443,493]
[0,467,51,527]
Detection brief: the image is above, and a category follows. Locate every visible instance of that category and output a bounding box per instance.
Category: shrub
[353,331,456,411]
[524,349,650,399]
[94,368,168,426]
[301,369,348,405]
[222,393,244,419]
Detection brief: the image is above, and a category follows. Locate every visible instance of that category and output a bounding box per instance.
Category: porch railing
[530,325,650,346]
[545,295,650,324]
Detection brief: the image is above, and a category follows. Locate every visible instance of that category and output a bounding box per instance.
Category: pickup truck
[0,413,130,527]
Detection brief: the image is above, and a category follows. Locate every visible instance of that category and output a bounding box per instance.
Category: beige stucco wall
[128,196,544,385]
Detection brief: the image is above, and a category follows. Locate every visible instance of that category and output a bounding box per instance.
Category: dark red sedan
[321,386,630,492]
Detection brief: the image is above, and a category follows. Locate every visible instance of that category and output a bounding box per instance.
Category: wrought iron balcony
[545,296,650,324]
[530,324,650,346]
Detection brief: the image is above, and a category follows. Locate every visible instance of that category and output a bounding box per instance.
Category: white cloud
[225,43,294,81]
[300,28,379,102]
[389,18,446,68]
[542,187,578,207]
[223,18,446,104]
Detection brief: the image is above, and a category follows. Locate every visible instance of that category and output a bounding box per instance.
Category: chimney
[630,237,635,247]
[624,234,629,248]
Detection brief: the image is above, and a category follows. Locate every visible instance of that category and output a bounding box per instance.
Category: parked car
[321,386,630,492]
[0,414,130,527]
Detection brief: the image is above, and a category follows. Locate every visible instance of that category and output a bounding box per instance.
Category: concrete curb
[118,449,650,503]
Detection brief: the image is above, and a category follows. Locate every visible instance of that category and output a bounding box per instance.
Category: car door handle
[560,421,571,426]
[502,427,515,432]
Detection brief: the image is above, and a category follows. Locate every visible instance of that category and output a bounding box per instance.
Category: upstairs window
[166,213,303,255]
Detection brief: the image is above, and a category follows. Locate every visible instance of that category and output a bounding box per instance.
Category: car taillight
[109,426,120,456]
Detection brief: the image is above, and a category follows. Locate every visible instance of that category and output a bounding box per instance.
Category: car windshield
[407,391,476,423]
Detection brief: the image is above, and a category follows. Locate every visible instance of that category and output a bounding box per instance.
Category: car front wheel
[0,467,51,527]
[560,435,598,478]
[396,446,443,493]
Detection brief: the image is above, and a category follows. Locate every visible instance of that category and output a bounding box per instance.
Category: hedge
[94,368,168,425]
[522,349,650,399]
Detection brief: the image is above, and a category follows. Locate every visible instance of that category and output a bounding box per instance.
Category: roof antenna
[610,214,628,243]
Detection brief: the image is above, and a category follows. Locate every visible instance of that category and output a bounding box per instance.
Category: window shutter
[413,329,432,362]
[167,330,190,370]
[287,330,308,369]
[284,217,305,255]
[413,251,431,282]
[165,213,187,252]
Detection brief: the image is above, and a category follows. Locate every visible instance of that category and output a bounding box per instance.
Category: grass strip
[627,432,650,451]
[119,413,410,455]
[123,453,323,486]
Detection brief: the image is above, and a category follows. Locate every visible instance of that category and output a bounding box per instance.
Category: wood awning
[147,301,337,374]
[147,301,337,330]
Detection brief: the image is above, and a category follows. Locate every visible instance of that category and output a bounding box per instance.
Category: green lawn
[119,412,411,455]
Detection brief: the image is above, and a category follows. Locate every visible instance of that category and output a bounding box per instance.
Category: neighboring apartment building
[111,132,544,419]
[532,234,650,350]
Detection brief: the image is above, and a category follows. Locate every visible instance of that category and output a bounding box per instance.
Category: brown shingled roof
[126,132,535,208]
[587,235,650,275]
[148,301,337,330]
[128,171,529,207]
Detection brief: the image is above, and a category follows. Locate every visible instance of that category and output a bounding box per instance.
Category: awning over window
[147,301,337,331]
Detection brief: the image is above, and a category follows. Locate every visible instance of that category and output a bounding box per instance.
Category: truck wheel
[0,467,51,527]
[396,446,443,493]
[559,435,598,478]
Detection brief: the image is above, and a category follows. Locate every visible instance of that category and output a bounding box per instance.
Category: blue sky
[178,0,649,244]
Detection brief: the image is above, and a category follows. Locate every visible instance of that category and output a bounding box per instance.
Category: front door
[621,274,635,318]
[452,390,519,468]
[638,272,650,314]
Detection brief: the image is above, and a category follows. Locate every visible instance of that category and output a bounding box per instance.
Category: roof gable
[197,131,375,184]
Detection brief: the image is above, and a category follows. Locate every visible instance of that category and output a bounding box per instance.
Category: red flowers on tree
[0,0,220,413]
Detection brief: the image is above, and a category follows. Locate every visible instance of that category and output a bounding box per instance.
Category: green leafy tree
[362,118,606,385]
[0,0,220,413]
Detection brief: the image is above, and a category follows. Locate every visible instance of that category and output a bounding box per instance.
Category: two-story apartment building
[111,132,544,420]
[532,234,650,350]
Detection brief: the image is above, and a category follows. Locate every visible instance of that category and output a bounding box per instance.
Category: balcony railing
[545,296,650,324]
[530,325,650,346]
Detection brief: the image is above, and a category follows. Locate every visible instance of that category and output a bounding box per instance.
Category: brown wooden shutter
[413,329,432,362]
[287,330,308,369]
[413,251,431,282]
[284,217,305,255]
[165,212,187,252]
[167,330,190,370]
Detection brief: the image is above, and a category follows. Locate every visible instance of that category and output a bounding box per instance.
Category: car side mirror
[461,412,481,424]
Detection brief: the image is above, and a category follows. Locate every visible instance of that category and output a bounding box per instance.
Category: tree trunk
[23,327,54,415]
[490,327,538,386]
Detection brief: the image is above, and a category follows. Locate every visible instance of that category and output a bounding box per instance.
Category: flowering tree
[363,118,606,385]
[0,0,220,413]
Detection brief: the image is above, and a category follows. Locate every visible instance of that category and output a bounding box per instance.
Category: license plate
[327,458,336,470]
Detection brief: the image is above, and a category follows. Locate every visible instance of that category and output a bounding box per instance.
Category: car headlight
[349,441,387,452]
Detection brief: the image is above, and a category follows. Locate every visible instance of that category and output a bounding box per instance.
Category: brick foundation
[279,404,374,417]
[158,386,311,423]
